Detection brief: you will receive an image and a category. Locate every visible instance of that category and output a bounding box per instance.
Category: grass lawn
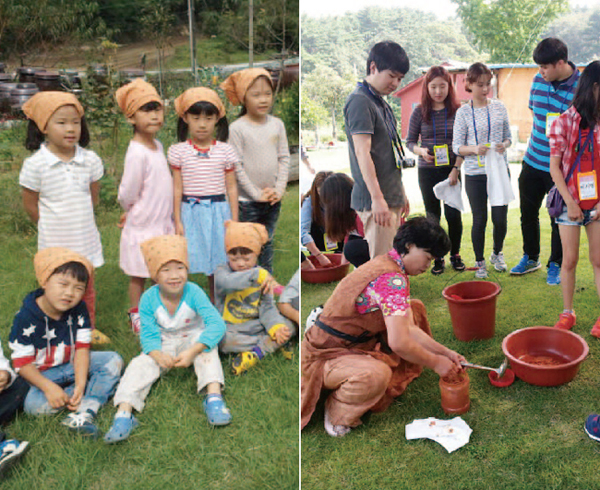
[301,208,600,490]
[0,124,299,489]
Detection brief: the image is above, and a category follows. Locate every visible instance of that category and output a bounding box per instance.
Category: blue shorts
[556,206,598,227]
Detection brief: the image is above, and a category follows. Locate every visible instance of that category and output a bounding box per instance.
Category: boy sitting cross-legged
[216,221,296,375]
[9,248,124,437]
[104,235,231,444]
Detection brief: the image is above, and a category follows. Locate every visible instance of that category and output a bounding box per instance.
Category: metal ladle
[461,358,508,378]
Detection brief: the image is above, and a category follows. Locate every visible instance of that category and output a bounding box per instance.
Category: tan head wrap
[115,78,162,118]
[220,68,273,106]
[224,220,269,255]
[34,247,93,287]
[174,87,226,119]
[22,92,85,131]
[140,235,189,280]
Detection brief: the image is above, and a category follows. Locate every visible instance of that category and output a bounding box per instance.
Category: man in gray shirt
[344,41,410,258]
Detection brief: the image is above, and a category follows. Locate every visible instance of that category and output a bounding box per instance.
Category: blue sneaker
[510,255,541,275]
[546,262,561,285]
[61,410,99,438]
[104,415,139,444]
[203,394,232,426]
[585,414,600,442]
[0,440,29,476]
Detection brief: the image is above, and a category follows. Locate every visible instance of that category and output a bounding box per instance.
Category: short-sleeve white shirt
[19,144,104,267]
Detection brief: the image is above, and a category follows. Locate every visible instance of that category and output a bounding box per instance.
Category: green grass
[0,137,299,488]
[302,209,600,490]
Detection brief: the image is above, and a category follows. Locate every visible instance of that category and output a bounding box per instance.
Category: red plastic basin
[301,253,350,284]
[502,326,589,386]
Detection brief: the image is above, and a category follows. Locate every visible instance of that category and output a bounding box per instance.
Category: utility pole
[188,0,198,83]
[249,0,254,67]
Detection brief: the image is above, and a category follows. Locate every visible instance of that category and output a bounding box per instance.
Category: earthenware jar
[439,371,470,415]
[10,83,39,111]
[18,67,43,84]
[35,71,63,91]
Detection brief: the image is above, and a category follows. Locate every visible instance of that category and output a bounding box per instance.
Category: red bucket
[442,281,501,341]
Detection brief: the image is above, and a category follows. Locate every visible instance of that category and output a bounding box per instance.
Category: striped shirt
[19,144,104,267]
[228,115,290,202]
[452,99,511,176]
[524,64,580,172]
[167,140,237,196]
[406,105,457,168]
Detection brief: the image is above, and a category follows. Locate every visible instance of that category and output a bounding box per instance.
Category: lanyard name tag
[434,145,450,166]
[323,233,337,251]
[578,170,598,201]
[546,113,560,138]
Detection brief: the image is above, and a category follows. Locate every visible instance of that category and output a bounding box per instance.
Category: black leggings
[465,174,508,262]
[418,166,463,257]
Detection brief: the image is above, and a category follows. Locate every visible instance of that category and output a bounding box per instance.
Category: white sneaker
[490,252,507,272]
[475,260,488,279]
[324,409,352,437]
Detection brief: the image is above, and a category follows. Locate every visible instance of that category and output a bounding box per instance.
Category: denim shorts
[555,206,598,227]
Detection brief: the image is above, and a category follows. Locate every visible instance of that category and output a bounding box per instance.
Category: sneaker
[431,258,445,275]
[585,414,600,442]
[554,311,576,330]
[232,351,259,375]
[450,254,466,271]
[61,410,99,438]
[104,415,139,444]
[546,262,561,286]
[510,254,542,275]
[0,440,29,476]
[490,252,507,272]
[475,260,488,279]
[324,409,352,437]
[129,308,141,335]
[305,305,323,334]
[590,318,600,338]
[203,394,232,426]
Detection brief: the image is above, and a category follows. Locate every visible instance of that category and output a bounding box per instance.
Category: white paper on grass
[405,417,473,453]
[485,148,515,206]
[433,179,464,212]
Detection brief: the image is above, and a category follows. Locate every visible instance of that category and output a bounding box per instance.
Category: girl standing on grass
[20,92,109,343]
[115,79,174,334]
[221,68,290,277]
[168,87,239,304]
[548,61,600,334]
[452,62,512,279]
[407,66,465,275]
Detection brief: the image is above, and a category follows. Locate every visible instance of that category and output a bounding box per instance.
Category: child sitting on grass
[0,338,30,476]
[216,221,295,374]
[104,235,231,444]
[9,248,124,438]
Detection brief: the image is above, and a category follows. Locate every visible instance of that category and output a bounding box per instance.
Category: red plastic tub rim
[442,280,502,303]
[502,326,589,370]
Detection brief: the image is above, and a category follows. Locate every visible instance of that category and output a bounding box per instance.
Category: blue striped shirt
[523,63,580,172]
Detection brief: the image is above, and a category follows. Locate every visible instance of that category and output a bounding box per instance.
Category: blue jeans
[24,351,123,415]
[239,201,281,272]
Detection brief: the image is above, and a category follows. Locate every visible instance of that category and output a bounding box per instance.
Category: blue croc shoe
[104,415,139,444]
[585,414,600,442]
[546,262,561,285]
[510,254,541,275]
[203,394,232,426]
[0,440,29,476]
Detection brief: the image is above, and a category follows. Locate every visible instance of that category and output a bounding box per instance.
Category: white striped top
[452,99,512,176]
[19,144,104,267]
[167,140,237,196]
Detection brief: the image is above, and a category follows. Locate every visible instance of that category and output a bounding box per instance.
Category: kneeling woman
[301,216,465,437]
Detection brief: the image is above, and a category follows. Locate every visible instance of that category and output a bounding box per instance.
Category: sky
[301,0,600,18]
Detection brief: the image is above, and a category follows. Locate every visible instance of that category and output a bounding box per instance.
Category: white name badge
[546,113,560,138]
[578,170,598,201]
[434,145,450,166]
[324,233,338,251]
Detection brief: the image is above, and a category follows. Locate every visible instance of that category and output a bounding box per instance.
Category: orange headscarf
[174,87,226,119]
[22,92,85,131]
[34,247,93,287]
[140,235,189,280]
[115,78,162,118]
[224,220,269,255]
[220,68,273,106]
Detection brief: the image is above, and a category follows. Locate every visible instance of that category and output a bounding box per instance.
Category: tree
[451,0,568,63]
[543,6,600,64]
[301,97,328,145]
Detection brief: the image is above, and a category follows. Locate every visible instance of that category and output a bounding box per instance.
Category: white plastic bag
[485,148,514,206]
[433,178,464,212]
